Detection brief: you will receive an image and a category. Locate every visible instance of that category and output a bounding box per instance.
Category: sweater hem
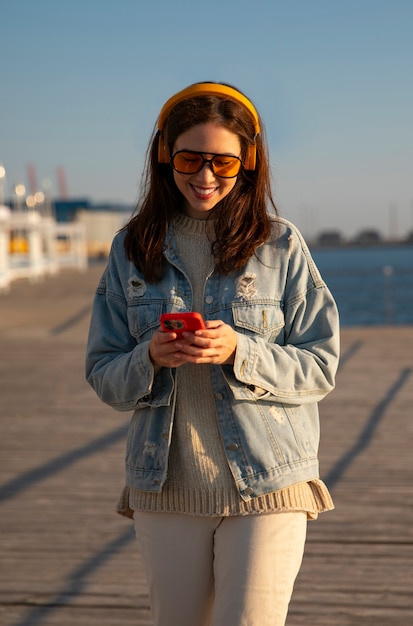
[116,479,334,521]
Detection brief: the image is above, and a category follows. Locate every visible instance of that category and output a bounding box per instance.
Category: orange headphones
[157,83,261,170]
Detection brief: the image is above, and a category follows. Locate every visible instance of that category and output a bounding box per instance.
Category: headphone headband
[157,83,260,170]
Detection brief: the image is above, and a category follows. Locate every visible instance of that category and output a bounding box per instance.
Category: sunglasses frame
[170,150,243,178]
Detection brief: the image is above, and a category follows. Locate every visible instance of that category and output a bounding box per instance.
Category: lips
[191,184,218,200]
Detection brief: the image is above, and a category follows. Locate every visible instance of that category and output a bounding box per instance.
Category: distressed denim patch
[127,275,146,299]
[269,405,286,424]
[143,441,157,457]
[236,272,257,299]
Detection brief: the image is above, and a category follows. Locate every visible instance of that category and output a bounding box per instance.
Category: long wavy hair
[124,83,277,282]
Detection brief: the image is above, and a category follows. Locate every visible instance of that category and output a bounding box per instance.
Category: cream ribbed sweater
[118,213,334,520]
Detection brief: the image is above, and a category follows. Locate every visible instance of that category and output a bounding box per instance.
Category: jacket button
[215,392,224,401]
[244,487,254,496]
[228,442,239,451]
[205,295,214,304]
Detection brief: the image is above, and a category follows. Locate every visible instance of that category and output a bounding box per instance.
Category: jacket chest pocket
[232,303,284,341]
[127,302,164,341]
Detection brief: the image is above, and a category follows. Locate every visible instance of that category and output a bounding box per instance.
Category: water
[311,245,413,326]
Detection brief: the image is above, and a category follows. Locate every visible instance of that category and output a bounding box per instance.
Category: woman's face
[172,122,241,220]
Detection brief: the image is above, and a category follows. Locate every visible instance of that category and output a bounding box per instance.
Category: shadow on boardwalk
[0,267,412,626]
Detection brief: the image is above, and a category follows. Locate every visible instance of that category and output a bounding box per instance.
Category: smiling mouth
[191,185,218,198]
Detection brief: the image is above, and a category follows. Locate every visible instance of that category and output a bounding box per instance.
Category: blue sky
[1,0,412,239]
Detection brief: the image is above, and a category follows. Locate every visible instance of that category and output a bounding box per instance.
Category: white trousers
[134,510,307,626]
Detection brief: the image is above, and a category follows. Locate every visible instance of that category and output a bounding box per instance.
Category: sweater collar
[172,212,216,237]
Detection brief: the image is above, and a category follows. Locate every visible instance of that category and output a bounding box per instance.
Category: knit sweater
[117,213,334,520]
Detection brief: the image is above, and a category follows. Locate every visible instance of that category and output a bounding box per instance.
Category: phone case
[160,312,205,334]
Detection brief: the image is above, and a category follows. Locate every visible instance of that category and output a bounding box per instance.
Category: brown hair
[124,83,277,282]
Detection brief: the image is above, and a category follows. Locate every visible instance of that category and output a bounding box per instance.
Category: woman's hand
[181,320,237,364]
[149,327,188,369]
[149,320,237,369]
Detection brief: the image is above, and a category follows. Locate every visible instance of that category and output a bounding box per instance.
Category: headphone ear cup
[244,145,257,170]
[158,133,169,164]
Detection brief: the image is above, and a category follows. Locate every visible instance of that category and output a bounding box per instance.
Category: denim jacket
[86,216,339,501]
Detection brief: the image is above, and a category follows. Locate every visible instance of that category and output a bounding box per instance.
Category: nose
[195,159,216,180]
[200,158,215,172]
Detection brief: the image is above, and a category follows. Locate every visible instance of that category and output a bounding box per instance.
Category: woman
[86,82,340,626]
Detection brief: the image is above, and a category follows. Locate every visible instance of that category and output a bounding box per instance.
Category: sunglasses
[171,150,243,178]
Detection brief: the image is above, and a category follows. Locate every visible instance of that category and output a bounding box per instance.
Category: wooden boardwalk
[0,266,412,626]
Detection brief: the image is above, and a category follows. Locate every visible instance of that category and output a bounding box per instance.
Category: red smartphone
[160,312,205,335]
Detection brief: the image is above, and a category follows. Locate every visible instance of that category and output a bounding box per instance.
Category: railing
[0,206,87,292]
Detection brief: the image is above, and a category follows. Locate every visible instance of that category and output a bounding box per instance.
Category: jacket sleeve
[227,227,340,405]
[85,242,174,411]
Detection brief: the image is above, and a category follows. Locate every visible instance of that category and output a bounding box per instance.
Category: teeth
[193,186,216,195]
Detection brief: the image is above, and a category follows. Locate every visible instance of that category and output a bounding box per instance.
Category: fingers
[150,322,237,368]
[149,328,187,368]
[179,322,237,364]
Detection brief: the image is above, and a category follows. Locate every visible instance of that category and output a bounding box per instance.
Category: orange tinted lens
[212,156,241,177]
[172,152,203,174]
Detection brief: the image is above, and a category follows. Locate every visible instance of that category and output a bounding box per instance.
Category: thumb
[204,319,223,329]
